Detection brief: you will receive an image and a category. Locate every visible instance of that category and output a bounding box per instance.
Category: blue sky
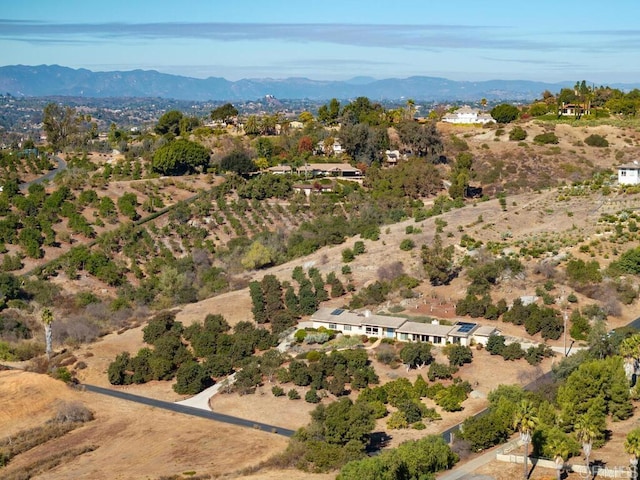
[1,0,639,83]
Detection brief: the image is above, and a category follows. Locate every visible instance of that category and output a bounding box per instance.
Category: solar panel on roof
[331,308,345,316]
[457,322,476,333]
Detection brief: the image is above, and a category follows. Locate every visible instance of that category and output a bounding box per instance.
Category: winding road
[19,155,67,190]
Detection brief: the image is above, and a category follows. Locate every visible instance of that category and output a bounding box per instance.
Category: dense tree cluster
[502,299,564,340]
[337,435,457,480]
[151,139,210,175]
[219,150,257,176]
[286,398,376,472]
[460,347,634,457]
[421,234,457,286]
[366,158,443,203]
[490,104,520,124]
[210,103,239,123]
[396,120,444,160]
[108,311,277,394]
[277,348,378,397]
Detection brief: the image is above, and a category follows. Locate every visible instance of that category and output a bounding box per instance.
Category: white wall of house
[311,308,490,346]
[619,166,640,185]
[311,319,361,335]
[442,106,494,124]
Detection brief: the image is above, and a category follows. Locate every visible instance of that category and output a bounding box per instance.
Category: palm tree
[513,399,538,479]
[481,98,487,112]
[41,307,54,360]
[575,414,597,478]
[405,99,416,121]
[547,437,571,480]
[625,428,640,480]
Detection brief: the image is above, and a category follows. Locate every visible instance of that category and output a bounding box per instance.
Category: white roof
[474,325,499,337]
[619,162,640,170]
[397,321,454,336]
[311,307,406,329]
[299,163,361,174]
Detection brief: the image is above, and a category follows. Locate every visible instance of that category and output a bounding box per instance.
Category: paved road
[19,155,67,190]
[437,440,520,480]
[81,383,295,438]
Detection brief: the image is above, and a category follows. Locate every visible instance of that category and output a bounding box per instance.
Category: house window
[621,170,627,176]
[344,325,352,331]
[328,323,337,330]
[433,336,442,344]
[365,326,379,335]
[400,333,408,341]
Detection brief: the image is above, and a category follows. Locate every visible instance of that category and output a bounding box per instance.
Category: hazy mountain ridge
[1,64,638,102]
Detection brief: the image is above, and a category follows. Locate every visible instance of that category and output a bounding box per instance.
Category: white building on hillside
[618,161,640,185]
[310,307,498,347]
[442,106,494,125]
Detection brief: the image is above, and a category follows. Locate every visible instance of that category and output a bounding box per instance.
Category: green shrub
[294,329,309,343]
[271,385,285,397]
[305,388,321,403]
[400,239,415,251]
[386,410,409,429]
[353,241,365,255]
[584,134,609,147]
[509,126,527,141]
[288,388,301,400]
[342,248,355,263]
[50,366,73,383]
[307,350,322,362]
[533,132,559,145]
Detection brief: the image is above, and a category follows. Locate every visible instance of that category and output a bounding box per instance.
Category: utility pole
[560,288,568,357]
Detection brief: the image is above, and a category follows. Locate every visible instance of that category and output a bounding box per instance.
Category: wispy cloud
[0,20,563,51]
[480,56,580,67]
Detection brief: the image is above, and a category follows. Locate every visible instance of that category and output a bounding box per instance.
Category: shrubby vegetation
[584,134,609,147]
[337,435,457,479]
[107,311,277,394]
[533,132,559,145]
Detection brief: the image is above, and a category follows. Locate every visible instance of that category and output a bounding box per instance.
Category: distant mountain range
[0,65,638,102]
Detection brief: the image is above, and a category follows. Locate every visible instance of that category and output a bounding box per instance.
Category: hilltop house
[292,181,335,197]
[298,163,362,177]
[316,139,344,156]
[266,165,293,175]
[384,149,405,167]
[558,103,590,117]
[310,307,497,346]
[442,106,494,125]
[618,161,640,185]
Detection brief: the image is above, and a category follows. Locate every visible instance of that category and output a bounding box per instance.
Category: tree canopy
[151,139,210,176]
[155,110,184,136]
[396,120,443,160]
[337,435,457,480]
[43,103,80,151]
[219,150,257,176]
[490,104,520,124]
[211,103,238,123]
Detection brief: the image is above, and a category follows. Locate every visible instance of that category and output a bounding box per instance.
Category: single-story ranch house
[310,307,498,346]
[618,161,640,185]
